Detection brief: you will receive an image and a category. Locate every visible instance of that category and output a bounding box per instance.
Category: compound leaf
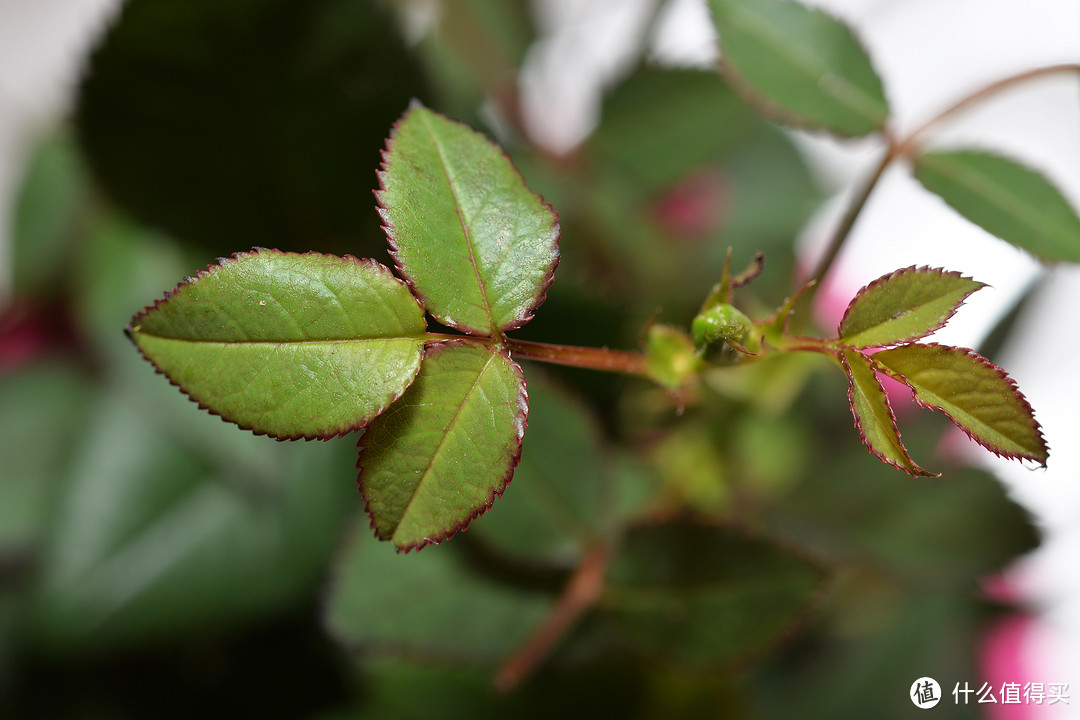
[914,149,1080,262]
[128,250,426,440]
[377,103,560,336]
[839,266,984,348]
[707,0,888,136]
[841,349,934,477]
[358,341,528,551]
[872,343,1048,464]
[603,520,826,667]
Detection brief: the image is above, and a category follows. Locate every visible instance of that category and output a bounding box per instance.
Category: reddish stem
[493,545,610,692]
[504,337,650,378]
[807,63,1080,289]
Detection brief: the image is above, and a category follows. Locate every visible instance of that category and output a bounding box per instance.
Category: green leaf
[75,0,428,258]
[377,103,560,336]
[12,134,89,296]
[128,249,426,440]
[872,343,1048,464]
[603,520,826,667]
[913,149,1080,262]
[838,266,984,348]
[326,533,552,662]
[358,341,528,551]
[30,391,356,651]
[469,371,609,564]
[644,324,701,390]
[707,0,889,136]
[841,349,934,477]
[0,363,92,553]
[588,68,761,191]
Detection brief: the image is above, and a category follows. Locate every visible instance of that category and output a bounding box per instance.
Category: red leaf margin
[355,339,530,553]
[838,265,985,346]
[872,343,1049,466]
[840,349,935,477]
[125,248,426,442]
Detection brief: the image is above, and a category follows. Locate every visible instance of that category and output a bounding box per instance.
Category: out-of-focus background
[1,0,1078,717]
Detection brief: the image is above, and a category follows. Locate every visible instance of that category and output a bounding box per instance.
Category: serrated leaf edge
[871,343,1048,465]
[375,101,561,337]
[355,339,530,553]
[841,349,935,477]
[126,248,425,441]
[838,265,985,347]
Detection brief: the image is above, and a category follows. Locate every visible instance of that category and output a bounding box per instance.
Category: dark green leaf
[378,104,560,336]
[873,343,1047,464]
[707,0,889,136]
[11,134,89,296]
[838,266,984,348]
[470,371,609,565]
[129,250,426,440]
[603,520,826,667]
[913,149,1080,262]
[588,68,760,190]
[29,392,355,651]
[326,533,552,662]
[841,349,934,477]
[75,0,427,257]
[0,364,91,553]
[358,341,528,551]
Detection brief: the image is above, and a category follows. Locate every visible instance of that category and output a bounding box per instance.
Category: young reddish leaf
[377,103,560,336]
[914,149,1080,262]
[603,520,827,667]
[358,340,528,551]
[707,0,889,137]
[838,266,984,348]
[872,343,1048,465]
[128,250,426,440]
[841,349,935,477]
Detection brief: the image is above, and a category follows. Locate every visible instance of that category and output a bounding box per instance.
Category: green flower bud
[692,303,752,350]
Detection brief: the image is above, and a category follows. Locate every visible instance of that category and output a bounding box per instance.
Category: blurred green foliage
[0,0,1041,717]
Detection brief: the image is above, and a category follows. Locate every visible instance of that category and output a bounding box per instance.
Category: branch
[493,544,610,692]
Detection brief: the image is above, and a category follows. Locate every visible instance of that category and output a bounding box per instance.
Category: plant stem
[493,545,610,692]
[805,149,892,288]
[893,63,1080,158]
[806,62,1080,289]
[504,337,651,378]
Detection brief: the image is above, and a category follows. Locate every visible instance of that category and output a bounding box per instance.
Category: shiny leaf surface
[129,250,426,440]
[838,266,983,348]
[378,104,560,335]
[842,349,933,476]
[358,341,527,551]
[873,343,1047,464]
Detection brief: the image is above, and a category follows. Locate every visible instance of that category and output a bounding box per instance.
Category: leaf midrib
[419,110,498,336]
[886,370,1032,456]
[134,332,426,345]
[720,0,883,126]
[922,153,1077,245]
[391,349,500,542]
